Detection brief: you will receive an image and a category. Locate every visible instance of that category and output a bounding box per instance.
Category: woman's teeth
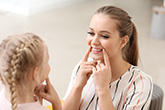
[92,48,102,52]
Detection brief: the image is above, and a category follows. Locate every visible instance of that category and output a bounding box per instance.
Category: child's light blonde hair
[0,33,45,110]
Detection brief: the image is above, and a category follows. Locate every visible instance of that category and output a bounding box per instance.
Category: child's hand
[34,84,46,104]
[36,78,58,103]
[35,77,62,110]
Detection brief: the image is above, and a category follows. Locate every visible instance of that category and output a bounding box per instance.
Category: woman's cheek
[86,36,92,45]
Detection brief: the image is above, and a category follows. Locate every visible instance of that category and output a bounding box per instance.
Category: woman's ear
[120,35,129,49]
[33,67,39,81]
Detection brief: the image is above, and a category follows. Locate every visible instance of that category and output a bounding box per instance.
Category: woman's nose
[91,36,100,45]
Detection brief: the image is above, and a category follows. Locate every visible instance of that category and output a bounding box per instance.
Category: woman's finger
[92,67,96,73]
[99,63,104,67]
[103,49,110,67]
[82,46,91,62]
[82,61,97,66]
[96,63,101,70]
[82,67,93,73]
[82,66,96,70]
[87,73,92,79]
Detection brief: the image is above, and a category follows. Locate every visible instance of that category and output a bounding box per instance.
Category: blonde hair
[96,6,139,66]
[0,33,45,110]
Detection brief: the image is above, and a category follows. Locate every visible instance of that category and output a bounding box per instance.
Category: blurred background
[0,0,164,109]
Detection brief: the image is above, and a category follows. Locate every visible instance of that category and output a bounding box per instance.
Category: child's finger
[34,85,45,94]
[33,95,38,101]
[46,77,51,86]
[103,49,110,67]
[39,91,48,99]
[82,46,91,62]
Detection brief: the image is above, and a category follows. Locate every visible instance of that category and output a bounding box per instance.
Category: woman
[38,5,153,110]
[62,6,153,110]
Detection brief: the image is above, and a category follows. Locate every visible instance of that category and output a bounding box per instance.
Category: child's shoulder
[0,88,12,110]
[18,100,50,110]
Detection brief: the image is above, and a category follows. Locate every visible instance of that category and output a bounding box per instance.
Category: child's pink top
[0,88,49,110]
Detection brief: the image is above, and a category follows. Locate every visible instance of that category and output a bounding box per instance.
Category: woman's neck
[110,56,131,83]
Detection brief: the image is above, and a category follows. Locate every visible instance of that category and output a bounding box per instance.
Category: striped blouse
[63,59,153,110]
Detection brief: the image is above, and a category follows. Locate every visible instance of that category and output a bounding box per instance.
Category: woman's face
[87,14,123,62]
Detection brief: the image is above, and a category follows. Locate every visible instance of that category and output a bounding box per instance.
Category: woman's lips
[91,47,103,54]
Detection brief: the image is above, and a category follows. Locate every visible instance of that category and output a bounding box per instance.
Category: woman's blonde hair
[0,33,45,110]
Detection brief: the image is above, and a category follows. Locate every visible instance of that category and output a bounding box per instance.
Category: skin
[37,45,51,83]
[37,78,62,110]
[87,13,130,82]
[87,14,122,62]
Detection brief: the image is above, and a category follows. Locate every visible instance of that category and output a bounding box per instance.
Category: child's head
[0,33,50,110]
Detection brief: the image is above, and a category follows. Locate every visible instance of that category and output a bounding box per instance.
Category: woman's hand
[75,46,96,89]
[93,50,112,94]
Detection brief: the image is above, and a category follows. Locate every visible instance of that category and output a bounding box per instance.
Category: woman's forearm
[62,86,83,110]
[98,88,114,110]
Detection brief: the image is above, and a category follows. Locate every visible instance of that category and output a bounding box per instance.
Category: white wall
[0,0,28,15]
[0,0,85,16]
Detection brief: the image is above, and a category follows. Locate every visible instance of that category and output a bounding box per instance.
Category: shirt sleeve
[122,71,153,110]
[62,61,81,100]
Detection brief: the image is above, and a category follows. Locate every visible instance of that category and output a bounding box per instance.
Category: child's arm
[37,78,62,110]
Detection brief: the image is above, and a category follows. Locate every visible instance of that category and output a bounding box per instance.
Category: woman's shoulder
[120,66,153,110]
[129,65,152,81]
[126,65,153,91]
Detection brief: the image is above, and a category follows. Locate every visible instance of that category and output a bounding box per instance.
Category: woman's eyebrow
[88,27,94,30]
[100,30,111,34]
[88,28,111,34]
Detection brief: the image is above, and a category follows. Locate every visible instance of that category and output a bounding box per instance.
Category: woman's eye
[101,35,109,38]
[87,31,95,36]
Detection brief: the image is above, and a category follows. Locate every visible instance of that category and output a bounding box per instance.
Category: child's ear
[33,67,39,81]
[120,35,129,49]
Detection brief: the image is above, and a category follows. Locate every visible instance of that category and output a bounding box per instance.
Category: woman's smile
[91,47,103,54]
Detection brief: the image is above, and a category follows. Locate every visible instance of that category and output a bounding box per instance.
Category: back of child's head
[0,33,46,110]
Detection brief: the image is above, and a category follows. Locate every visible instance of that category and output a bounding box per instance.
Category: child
[0,33,61,110]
